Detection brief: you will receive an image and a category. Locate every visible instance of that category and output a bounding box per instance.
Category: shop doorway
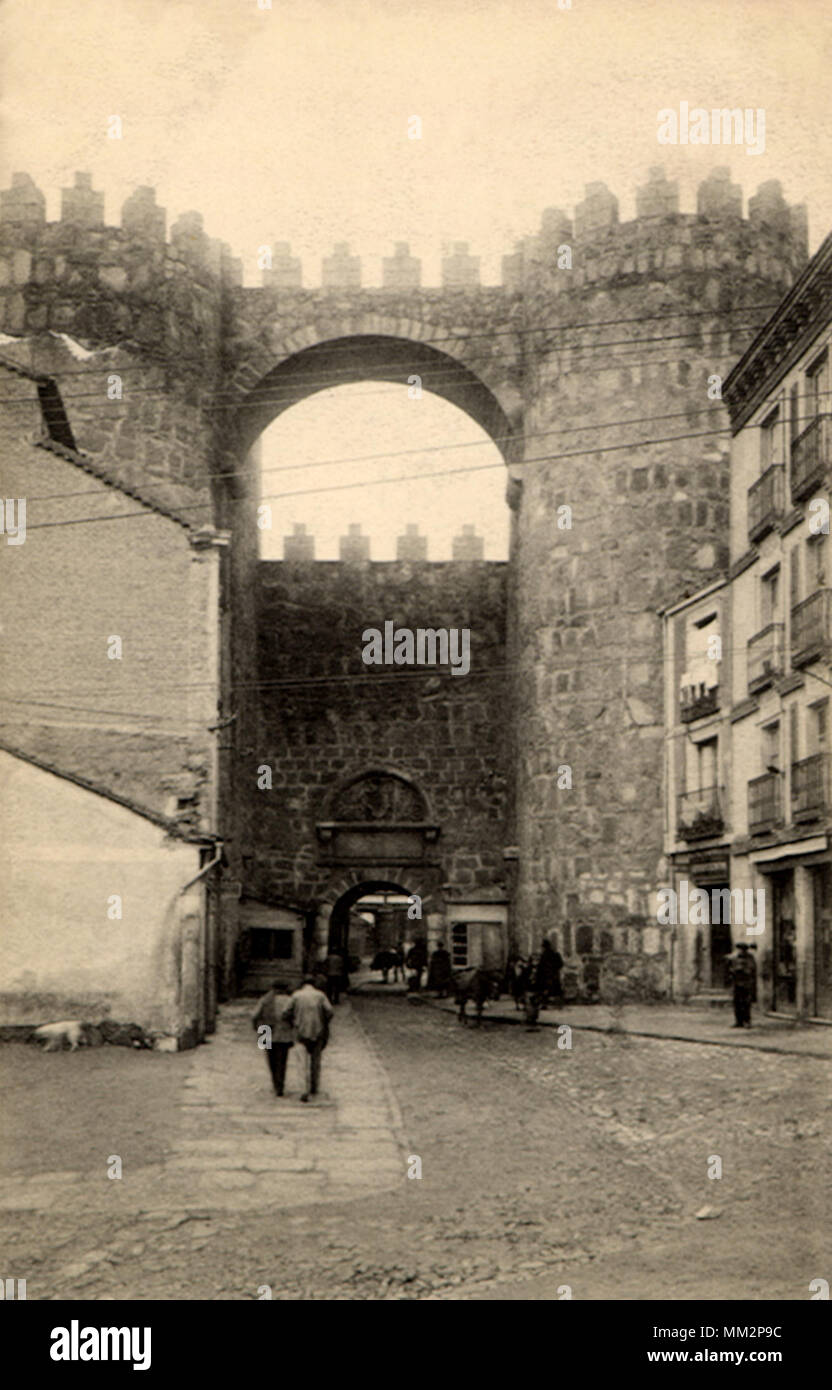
[811,865,832,1019]
[771,870,797,1014]
[708,883,733,989]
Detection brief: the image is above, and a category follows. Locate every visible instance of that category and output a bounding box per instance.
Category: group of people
[252,976,334,1101]
[509,938,565,1012]
[254,938,761,1103]
[382,936,567,1011]
[371,939,454,994]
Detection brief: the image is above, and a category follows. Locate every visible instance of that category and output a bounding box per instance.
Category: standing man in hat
[728,942,757,1028]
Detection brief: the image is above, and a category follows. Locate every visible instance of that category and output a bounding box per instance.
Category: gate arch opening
[232,333,523,459]
[325,878,425,987]
[255,381,510,560]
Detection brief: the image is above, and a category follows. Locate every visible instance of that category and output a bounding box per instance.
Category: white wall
[0,752,203,1039]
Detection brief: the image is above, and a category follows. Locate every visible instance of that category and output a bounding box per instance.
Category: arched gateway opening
[230,331,523,461]
[224,327,517,1002]
[326,880,420,986]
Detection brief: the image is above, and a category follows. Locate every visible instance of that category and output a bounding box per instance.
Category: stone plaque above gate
[316,770,439,863]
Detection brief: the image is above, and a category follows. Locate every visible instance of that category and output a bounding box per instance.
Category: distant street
[1,995,829,1300]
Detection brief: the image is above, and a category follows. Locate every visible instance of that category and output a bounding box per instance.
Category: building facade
[0,357,226,1047]
[722,231,832,1021]
[662,578,733,998]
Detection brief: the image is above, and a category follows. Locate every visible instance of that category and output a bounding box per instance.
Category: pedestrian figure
[427,941,453,998]
[326,947,343,1005]
[251,979,295,1098]
[728,942,757,1028]
[283,975,333,1101]
[534,938,564,1009]
[510,956,531,1011]
[405,940,427,991]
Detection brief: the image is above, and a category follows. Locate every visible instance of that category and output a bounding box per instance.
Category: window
[790,704,799,764]
[810,700,829,754]
[696,737,718,790]
[789,548,800,610]
[808,535,827,589]
[790,381,801,445]
[250,929,294,960]
[451,923,468,967]
[807,352,827,423]
[762,720,781,774]
[762,567,780,626]
[760,405,780,469]
[575,925,594,954]
[681,611,720,696]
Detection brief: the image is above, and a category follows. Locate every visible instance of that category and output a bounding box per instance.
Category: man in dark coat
[252,980,296,1097]
[427,942,453,998]
[534,938,564,1008]
[728,942,757,1028]
[406,940,428,991]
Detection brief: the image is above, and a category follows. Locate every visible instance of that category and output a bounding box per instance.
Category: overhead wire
[18,420,738,529]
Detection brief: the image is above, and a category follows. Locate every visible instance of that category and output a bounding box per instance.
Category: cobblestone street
[1,995,829,1301]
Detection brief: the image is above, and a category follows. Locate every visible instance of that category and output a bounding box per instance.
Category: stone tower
[507,168,807,992]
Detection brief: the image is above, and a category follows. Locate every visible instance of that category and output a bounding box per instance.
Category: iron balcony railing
[791,588,832,668]
[747,622,784,694]
[748,770,783,834]
[677,786,724,840]
[680,684,719,723]
[748,463,785,543]
[790,413,831,502]
[791,752,832,822]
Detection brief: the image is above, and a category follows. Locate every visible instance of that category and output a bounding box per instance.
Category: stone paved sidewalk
[420,995,832,1060]
[0,1000,407,1217]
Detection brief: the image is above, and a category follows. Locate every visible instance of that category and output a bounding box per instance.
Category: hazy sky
[3,0,831,557]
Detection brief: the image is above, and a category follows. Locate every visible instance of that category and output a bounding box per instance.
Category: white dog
[34,1020,85,1051]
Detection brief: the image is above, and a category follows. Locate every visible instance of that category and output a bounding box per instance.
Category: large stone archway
[221,308,525,463]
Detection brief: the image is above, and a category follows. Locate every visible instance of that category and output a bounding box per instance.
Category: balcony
[748,463,785,543]
[790,413,831,503]
[748,771,783,834]
[791,588,832,667]
[791,752,832,823]
[680,683,720,723]
[677,787,724,840]
[747,622,784,694]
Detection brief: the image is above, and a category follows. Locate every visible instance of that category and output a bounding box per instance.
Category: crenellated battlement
[0,167,809,309]
[0,171,243,284]
[503,168,808,294]
[278,521,492,562]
